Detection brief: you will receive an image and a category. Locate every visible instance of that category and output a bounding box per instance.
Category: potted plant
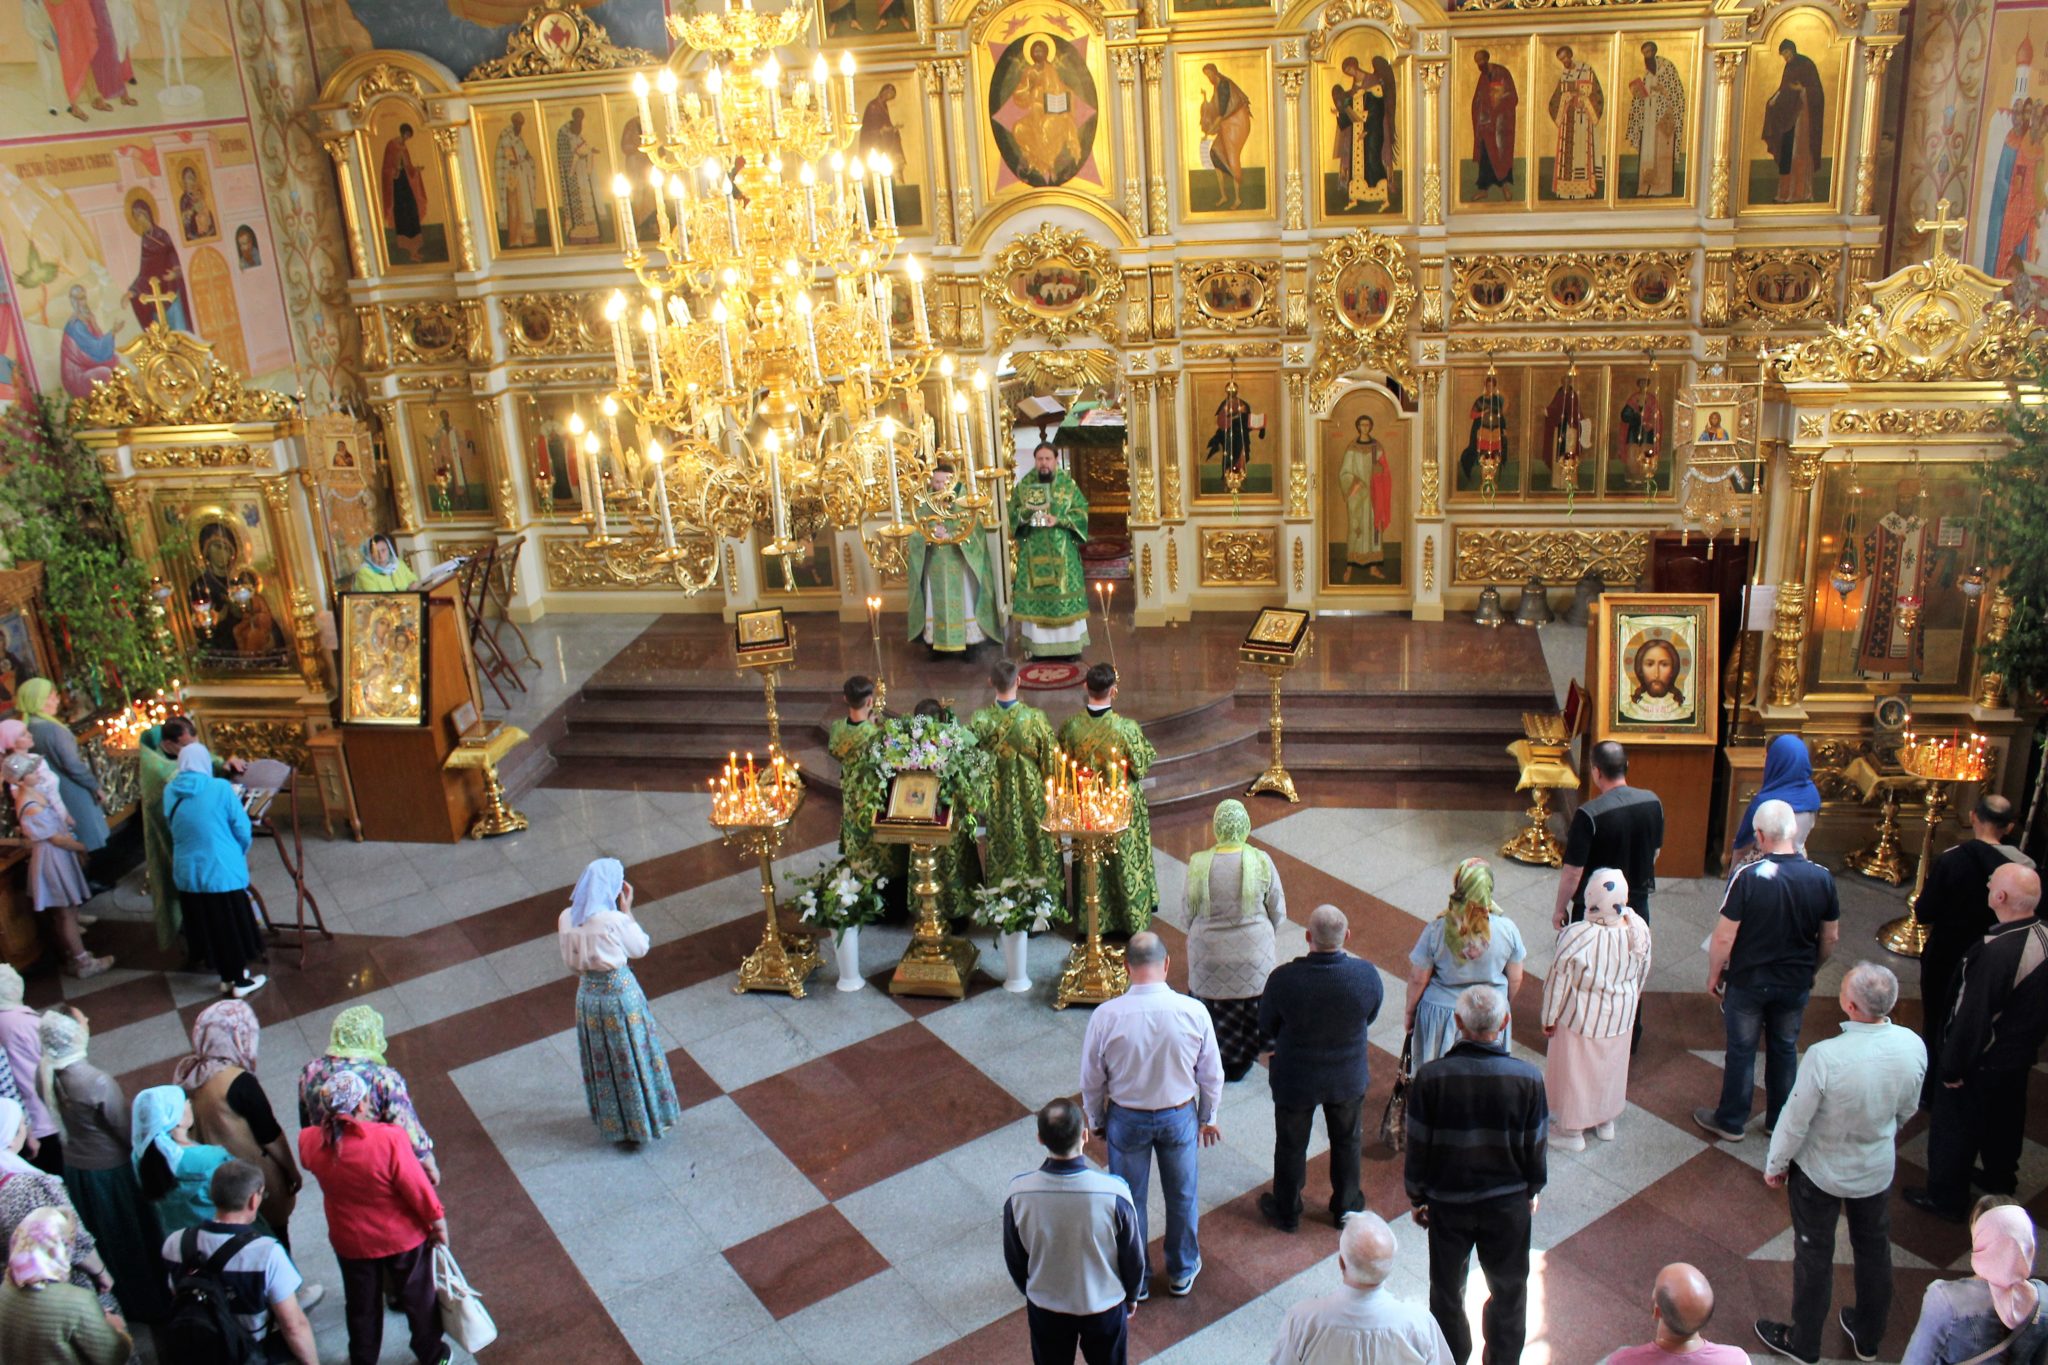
[787,855,890,991]
[969,875,1067,993]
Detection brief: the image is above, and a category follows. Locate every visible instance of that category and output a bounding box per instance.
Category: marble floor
[19,612,2030,1365]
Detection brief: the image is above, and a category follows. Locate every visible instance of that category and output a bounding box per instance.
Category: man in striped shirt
[1405,984,1547,1365]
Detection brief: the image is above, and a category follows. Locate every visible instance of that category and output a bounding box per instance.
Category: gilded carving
[468,0,656,80]
[1012,348,1121,392]
[1449,251,1690,325]
[205,719,310,771]
[544,534,718,590]
[1450,529,1650,587]
[1199,529,1277,586]
[388,301,468,367]
[1179,260,1282,334]
[1829,407,2006,436]
[1421,535,1436,591]
[1311,231,1415,408]
[1166,532,1179,591]
[288,587,326,692]
[1184,342,1283,360]
[1291,537,1305,593]
[1278,69,1306,233]
[841,543,856,589]
[1149,265,1175,341]
[355,305,388,370]
[1978,587,2014,709]
[68,326,297,431]
[501,291,604,358]
[1702,249,1733,328]
[1309,0,1412,49]
[1419,369,1442,517]
[982,224,1125,348]
[1122,268,1151,343]
[1767,581,1808,708]
[133,445,271,470]
[1140,543,1154,598]
[1445,335,1689,354]
[1732,248,1843,324]
[345,63,429,124]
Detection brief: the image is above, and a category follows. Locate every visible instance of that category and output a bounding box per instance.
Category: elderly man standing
[1406,984,1547,1365]
[1914,794,2035,1096]
[1695,799,1839,1143]
[1755,962,1925,1364]
[1270,1211,1451,1364]
[1003,1098,1142,1365]
[1908,864,2048,1223]
[1080,932,1222,1300]
[1601,1264,1749,1364]
[1258,905,1383,1233]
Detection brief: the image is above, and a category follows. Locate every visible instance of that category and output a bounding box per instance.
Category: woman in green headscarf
[350,535,417,593]
[14,681,107,862]
[294,1007,439,1184]
[1403,856,1527,1066]
[1182,799,1287,1081]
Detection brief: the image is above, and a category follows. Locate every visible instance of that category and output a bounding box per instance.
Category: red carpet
[1016,660,1085,690]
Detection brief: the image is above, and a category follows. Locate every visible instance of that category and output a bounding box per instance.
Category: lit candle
[762,57,781,138]
[583,431,609,537]
[703,65,726,142]
[972,366,997,483]
[632,72,654,142]
[724,177,742,251]
[954,390,977,497]
[640,307,663,398]
[882,415,902,523]
[711,301,736,391]
[668,174,690,253]
[795,291,823,384]
[905,255,931,346]
[939,355,957,447]
[765,429,788,543]
[813,53,832,122]
[799,162,820,250]
[612,173,638,256]
[877,277,894,367]
[852,155,872,234]
[875,154,896,232]
[644,166,668,241]
[603,291,630,383]
[657,67,682,139]
[839,52,856,129]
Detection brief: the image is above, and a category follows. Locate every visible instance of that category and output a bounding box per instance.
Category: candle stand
[1876,733,1989,959]
[714,759,819,997]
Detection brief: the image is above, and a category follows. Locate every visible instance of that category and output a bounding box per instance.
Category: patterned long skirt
[575,966,682,1144]
[65,1162,171,1323]
[1201,996,1265,1082]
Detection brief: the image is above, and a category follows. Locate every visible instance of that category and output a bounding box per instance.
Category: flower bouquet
[864,712,996,817]
[786,855,891,941]
[968,875,1068,936]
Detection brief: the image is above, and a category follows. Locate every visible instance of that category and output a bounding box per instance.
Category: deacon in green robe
[967,658,1063,891]
[139,719,242,953]
[1056,663,1158,935]
[827,675,900,886]
[1011,444,1091,660]
[906,462,1001,654]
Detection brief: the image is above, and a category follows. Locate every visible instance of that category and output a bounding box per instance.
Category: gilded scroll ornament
[1291,538,1305,593]
[206,719,311,771]
[1149,265,1175,341]
[1140,543,1154,598]
[1450,529,1649,587]
[389,301,468,366]
[1768,582,1808,708]
[289,587,327,692]
[1829,407,2006,436]
[1421,535,1436,591]
[134,445,271,470]
[1309,0,1411,49]
[1200,529,1277,586]
[982,224,1125,348]
[1445,334,1689,354]
[68,326,297,430]
[345,64,429,124]
[355,306,388,370]
[544,534,718,590]
[1181,261,1282,335]
[1310,231,1415,408]
[1011,348,1120,393]
[502,292,604,358]
[1977,587,2014,709]
[466,0,657,80]
[1732,249,1842,324]
[1449,251,1690,325]
[1166,533,1180,591]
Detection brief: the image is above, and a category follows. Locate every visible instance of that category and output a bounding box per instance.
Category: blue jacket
[1258,949,1384,1109]
[163,771,251,894]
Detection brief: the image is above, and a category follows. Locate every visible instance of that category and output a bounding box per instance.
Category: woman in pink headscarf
[1902,1202,2048,1362]
[173,1000,306,1250]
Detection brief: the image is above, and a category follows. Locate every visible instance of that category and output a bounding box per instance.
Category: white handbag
[432,1244,498,1353]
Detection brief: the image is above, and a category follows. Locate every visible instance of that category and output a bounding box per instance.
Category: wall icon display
[1317,28,1402,220]
[979,0,1110,205]
[1175,50,1273,220]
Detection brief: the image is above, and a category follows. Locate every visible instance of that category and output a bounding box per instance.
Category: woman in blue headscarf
[557,858,679,1145]
[1729,734,1822,873]
[129,1085,232,1234]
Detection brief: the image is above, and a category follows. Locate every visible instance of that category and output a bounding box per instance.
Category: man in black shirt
[1552,740,1664,930]
[1907,864,2046,1221]
[1695,799,1840,1142]
[1406,984,1546,1365]
[1914,794,2036,1099]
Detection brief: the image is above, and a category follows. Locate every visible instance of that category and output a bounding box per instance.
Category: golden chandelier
[569,0,1003,589]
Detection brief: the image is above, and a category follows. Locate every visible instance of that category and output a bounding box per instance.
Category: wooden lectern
[338,578,486,843]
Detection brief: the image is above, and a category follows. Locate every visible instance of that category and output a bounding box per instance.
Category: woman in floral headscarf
[1404,857,1527,1066]
[1541,867,1652,1151]
[0,1207,131,1364]
[298,1005,440,1184]
[0,1098,118,1318]
[1903,1202,2048,1363]
[1183,799,1287,1081]
[2,751,106,978]
[560,856,680,1144]
[8,683,109,860]
[175,1000,304,1247]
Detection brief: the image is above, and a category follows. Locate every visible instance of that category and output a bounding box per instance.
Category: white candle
[612,173,638,256]
[584,432,609,538]
[877,277,894,367]
[830,151,848,228]
[882,415,902,522]
[724,178,742,251]
[852,156,871,234]
[954,391,977,497]
[604,292,630,382]
[796,292,823,383]
[668,174,690,253]
[839,52,856,129]
[876,155,896,232]
[705,65,726,142]
[657,68,682,139]
[639,308,664,398]
[906,256,930,346]
[813,53,831,122]
[712,301,736,390]
[650,441,677,551]
[800,163,820,250]
[632,72,654,142]
[645,166,669,239]
[763,57,781,139]
[766,430,787,542]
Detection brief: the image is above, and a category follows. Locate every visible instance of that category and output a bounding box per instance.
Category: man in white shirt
[1755,962,1925,1365]
[1271,1210,1451,1365]
[1080,932,1223,1300]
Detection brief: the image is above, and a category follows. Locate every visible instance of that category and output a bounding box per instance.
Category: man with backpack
[158,1159,317,1364]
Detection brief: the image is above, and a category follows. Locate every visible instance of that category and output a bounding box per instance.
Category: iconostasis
[308,0,1917,632]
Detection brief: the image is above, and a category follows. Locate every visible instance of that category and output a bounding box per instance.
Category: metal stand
[1246,664,1299,803]
[726,793,821,998]
[876,817,979,999]
[738,627,797,755]
[442,724,531,839]
[1501,787,1563,867]
[1053,824,1131,1009]
[1878,777,1955,959]
[1846,784,1912,885]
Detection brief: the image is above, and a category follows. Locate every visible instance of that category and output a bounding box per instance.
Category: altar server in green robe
[967,658,1063,891]
[1010,445,1091,660]
[1056,663,1157,934]
[907,462,1000,657]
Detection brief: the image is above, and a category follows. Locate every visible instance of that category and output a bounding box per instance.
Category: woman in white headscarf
[2,752,105,979]
[1903,1202,2048,1362]
[162,742,266,999]
[558,857,680,1145]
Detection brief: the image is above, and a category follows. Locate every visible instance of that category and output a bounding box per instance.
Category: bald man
[1907,864,2047,1223]
[1915,793,2036,1098]
[1271,1211,1450,1364]
[1601,1264,1748,1364]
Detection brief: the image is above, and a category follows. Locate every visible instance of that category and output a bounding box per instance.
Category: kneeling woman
[559,858,681,1144]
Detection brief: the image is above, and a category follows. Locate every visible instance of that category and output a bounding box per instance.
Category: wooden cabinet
[340,578,485,844]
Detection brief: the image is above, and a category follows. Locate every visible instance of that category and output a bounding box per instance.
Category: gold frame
[1593,591,1719,747]
[1736,6,1855,217]
[884,769,945,822]
[1189,367,1284,506]
[735,606,791,652]
[1318,384,1408,594]
[1198,526,1280,585]
[338,590,428,727]
[150,487,305,683]
[1310,229,1415,407]
[982,222,1126,347]
[354,97,455,276]
[1311,29,1408,228]
[974,0,1114,211]
[1171,48,1278,224]
[1179,259,1283,333]
[1450,251,1691,325]
[469,98,555,258]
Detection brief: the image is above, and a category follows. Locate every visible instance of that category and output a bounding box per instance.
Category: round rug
[1017,660,1085,691]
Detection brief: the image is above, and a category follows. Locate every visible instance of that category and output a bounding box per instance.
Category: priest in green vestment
[967,657,1063,891]
[1011,444,1091,659]
[906,462,1001,655]
[1056,662,1158,934]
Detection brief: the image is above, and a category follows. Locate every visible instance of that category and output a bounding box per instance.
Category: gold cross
[138,275,176,329]
[1914,198,1968,260]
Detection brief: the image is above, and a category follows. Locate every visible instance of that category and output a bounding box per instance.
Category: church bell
[1473,585,1505,628]
[1512,575,1554,627]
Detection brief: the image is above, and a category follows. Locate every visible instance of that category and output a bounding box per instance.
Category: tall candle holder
[873,785,979,999]
[863,595,889,715]
[1043,751,1133,1009]
[1877,731,1989,958]
[712,752,820,997]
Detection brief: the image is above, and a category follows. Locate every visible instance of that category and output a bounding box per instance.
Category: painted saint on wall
[1761,39,1827,203]
[1624,41,1685,198]
[1332,54,1395,210]
[495,110,542,249]
[1546,45,1603,200]
[122,190,191,332]
[379,120,430,264]
[1468,47,1518,202]
[989,34,1095,189]
[1337,414,1392,582]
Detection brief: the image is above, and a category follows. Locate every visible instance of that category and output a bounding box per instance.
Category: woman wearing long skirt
[163,743,266,999]
[1183,799,1287,1081]
[559,858,680,1144]
[1541,867,1651,1151]
[1404,857,1526,1067]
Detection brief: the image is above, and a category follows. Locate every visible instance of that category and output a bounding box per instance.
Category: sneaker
[1593,1121,1616,1140]
[1551,1127,1586,1151]
[1257,1193,1299,1233]
[66,953,114,979]
[1168,1259,1202,1297]
[296,1284,326,1312]
[1754,1318,1819,1364]
[224,974,268,999]
[1839,1306,1879,1362]
[1692,1107,1745,1142]
[1134,1282,1149,1303]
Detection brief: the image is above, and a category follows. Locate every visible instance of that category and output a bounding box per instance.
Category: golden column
[1280,68,1307,232]
[1419,60,1445,228]
[1709,49,1745,220]
[432,126,478,272]
[1158,370,1183,521]
[1139,47,1169,237]
[477,395,520,534]
[320,137,370,279]
[370,398,424,535]
[1129,376,1158,526]
[1114,48,1144,232]
[1765,446,1821,709]
[942,59,974,240]
[1284,372,1311,519]
[1419,369,1443,517]
[1852,41,1900,216]
[920,60,954,246]
[1977,587,2015,709]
